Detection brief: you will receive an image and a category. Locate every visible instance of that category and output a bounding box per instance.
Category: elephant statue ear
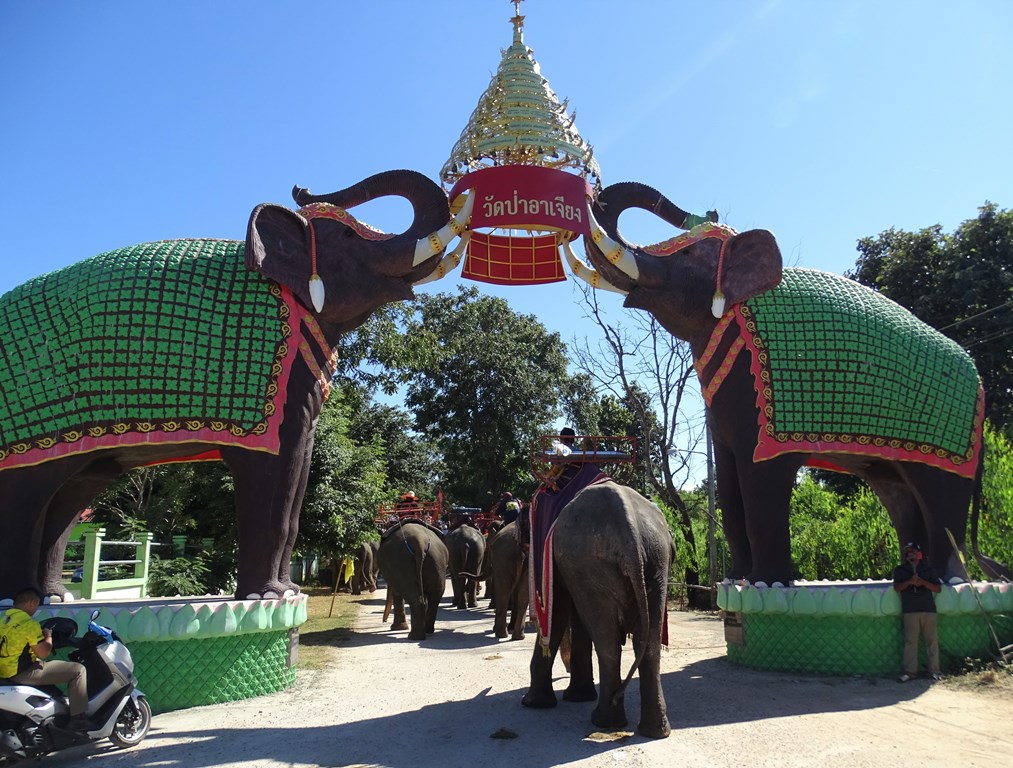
[245,203,315,311]
[719,229,783,310]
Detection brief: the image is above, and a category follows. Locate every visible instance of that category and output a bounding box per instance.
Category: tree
[92,461,237,593]
[848,203,1013,430]
[298,388,388,560]
[570,284,711,607]
[344,392,443,504]
[789,475,896,580]
[976,421,1013,578]
[401,286,572,508]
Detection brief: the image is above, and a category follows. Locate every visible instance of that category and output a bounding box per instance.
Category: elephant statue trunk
[592,181,698,249]
[293,169,449,243]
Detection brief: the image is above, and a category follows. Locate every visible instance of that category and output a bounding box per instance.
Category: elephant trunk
[594,181,695,250]
[292,169,452,248]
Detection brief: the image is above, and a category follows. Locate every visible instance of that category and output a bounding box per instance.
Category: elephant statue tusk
[413,192,475,266]
[412,232,470,285]
[561,237,628,295]
[588,204,640,281]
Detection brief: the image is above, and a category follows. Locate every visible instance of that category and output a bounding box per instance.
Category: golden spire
[439,2,601,190]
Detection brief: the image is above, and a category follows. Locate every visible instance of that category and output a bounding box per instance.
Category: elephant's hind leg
[562,619,597,703]
[634,626,671,738]
[390,594,409,631]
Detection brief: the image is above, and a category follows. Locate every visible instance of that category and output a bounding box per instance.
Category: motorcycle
[0,609,151,763]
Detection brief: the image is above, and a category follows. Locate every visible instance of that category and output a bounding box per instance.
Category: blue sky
[2,1,1011,474]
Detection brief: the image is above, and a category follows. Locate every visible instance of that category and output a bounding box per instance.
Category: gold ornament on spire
[439,2,601,190]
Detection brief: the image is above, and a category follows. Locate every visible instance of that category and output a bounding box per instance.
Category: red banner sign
[449,165,592,236]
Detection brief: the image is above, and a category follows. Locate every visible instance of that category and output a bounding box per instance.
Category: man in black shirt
[892,542,943,682]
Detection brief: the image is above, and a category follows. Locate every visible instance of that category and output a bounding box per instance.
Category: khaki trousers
[10,660,88,716]
[902,611,940,676]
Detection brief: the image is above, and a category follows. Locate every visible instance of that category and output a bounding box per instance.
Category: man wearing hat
[892,542,943,682]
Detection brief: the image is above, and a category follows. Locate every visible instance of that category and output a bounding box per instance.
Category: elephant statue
[350,540,380,595]
[0,169,473,601]
[521,480,675,739]
[445,523,485,609]
[578,180,1009,585]
[487,520,529,640]
[377,520,448,641]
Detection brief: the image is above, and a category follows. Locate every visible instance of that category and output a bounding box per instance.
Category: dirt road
[42,587,1013,768]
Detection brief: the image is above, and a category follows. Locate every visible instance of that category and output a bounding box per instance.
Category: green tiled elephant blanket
[0,239,325,470]
[697,268,983,478]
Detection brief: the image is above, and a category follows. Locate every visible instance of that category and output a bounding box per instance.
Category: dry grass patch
[297,586,361,670]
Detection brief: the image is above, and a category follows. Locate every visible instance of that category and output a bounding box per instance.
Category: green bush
[147,555,210,597]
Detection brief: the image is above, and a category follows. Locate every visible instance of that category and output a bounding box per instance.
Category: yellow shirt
[0,608,42,678]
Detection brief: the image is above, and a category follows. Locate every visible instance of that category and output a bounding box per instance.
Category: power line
[938,299,1013,332]
[964,325,1013,350]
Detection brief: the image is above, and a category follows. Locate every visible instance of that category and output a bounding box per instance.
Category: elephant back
[735,267,983,476]
[0,239,304,471]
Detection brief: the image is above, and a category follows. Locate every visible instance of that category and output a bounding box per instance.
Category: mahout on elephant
[0,170,473,601]
[445,521,485,609]
[486,520,529,640]
[579,180,1009,585]
[376,519,448,641]
[521,480,675,739]
[350,540,380,595]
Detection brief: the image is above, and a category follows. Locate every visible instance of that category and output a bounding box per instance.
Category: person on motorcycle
[0,586,90,731]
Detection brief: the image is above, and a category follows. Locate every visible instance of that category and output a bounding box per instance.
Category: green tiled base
[726,612,1013,675]
[36,595,306,713]
[718,581,1013,676]
[131,631,297,713]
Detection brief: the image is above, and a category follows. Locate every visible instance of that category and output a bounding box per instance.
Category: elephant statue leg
[37,458,123,598]
[275,437,315,594]
[714,390,805,583]
[0,468,56,597]
[736,454,803,584]
[0,455,115,601]
[867,461,975,579]
[221,381,321,599]
[713,443,751,579]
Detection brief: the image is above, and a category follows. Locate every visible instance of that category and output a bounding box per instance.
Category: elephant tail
[970,439,1012,581]
[612,555,652,709]
[406,535,430,615]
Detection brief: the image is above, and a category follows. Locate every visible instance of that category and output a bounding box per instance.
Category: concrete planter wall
[716,581,1013,675]
[38,594,307,713]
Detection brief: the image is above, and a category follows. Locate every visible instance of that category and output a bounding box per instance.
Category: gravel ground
[39,586,1013,768]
